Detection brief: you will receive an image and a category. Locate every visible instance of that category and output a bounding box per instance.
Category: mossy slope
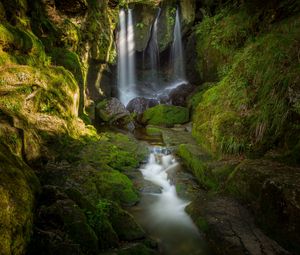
[192,4,300,160]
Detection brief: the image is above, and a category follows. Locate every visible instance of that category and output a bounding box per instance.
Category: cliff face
[0,1,148,254]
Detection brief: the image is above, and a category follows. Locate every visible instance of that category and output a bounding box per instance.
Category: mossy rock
[145,125,163,136]
[178,144,238,191]
[109,202,145,241]
[79,133,148,172]
[0,145,40,255]
[68,167,139,206]
[141,104,189,126]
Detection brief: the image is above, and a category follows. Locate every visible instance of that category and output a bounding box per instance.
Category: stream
[130,143,214,255]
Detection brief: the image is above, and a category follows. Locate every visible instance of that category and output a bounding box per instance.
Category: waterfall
[171,8,186,84]
[117,9,137,106]
[148,8,161,86]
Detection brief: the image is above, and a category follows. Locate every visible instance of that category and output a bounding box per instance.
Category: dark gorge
[0,0,299,255]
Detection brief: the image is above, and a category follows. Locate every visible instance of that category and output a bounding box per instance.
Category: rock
[109,202,145,241]
[227,159,300,253]
[54,0,88,16]
[95,98,134,130]
[117,243,157,255]
[141,104,189,126]
[188,196,291,255]
[159,83,196,106]
[132,3,158,52]
[0,145,40,255]
[31,196,99,255]
[126,97,159,119]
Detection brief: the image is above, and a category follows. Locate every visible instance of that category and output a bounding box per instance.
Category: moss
[49,48,83,84]
[85,200,119,249]
[0,145,40,255]
[192,12,300,156]
[0,23,49,66]
[38,198,99,254]
[92,170,139,205]
[178,144,218,190]
[79,133,147,172]
[145,125,162,136]
[196,217,210,232]
[177,143,238,191]
[142,104,189,126]
[109,202,145,241]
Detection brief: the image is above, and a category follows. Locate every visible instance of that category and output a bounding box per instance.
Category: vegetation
[142,104,189,126]
[192,6,300,160]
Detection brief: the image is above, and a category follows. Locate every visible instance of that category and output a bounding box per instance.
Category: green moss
[192,12,300,157]
[145,125,162,136]
[142,104,189,126]
[177,144,237,191]
[86,199,119,248]
[196,217,209,232]
[0,145,40,255]
[79,133,147,172]
[178,144,217,190]
[49,48,83,84]
[0,23,49,66]
[93,170,139,205]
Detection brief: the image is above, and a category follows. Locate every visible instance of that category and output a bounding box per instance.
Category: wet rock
[127,97,159,122]
[95,97,135,130]
[159,83,196,107]
[188,196,291,255]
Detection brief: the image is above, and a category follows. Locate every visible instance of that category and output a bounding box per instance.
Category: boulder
[141,104,189,126]
[126,97,159,119]
[96,98,134,130]
[159,83,196,106]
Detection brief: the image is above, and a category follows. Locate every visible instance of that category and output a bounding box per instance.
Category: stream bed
[129,145,214,255]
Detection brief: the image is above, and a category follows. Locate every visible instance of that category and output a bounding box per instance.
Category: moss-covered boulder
[0,145,40,255]
[141,104,189,126]
[178,143,238,190]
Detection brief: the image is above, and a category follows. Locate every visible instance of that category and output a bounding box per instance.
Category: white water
[148,8,161,86]
[171,8,187,84]
[135,147,207,255]
[117,9,137,105]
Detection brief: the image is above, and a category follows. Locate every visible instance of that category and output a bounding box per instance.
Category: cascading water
[147,8,161,86]
[170,8,187,86]
[131,146,210,255]
[117,9,137,105]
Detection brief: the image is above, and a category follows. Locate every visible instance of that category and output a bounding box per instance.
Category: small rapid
[131,146,212,255]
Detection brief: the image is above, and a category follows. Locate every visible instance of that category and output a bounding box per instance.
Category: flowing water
[170,8,187,84]
[148,8,161,86]
[117,9,137,105]
[130,145,213,255]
